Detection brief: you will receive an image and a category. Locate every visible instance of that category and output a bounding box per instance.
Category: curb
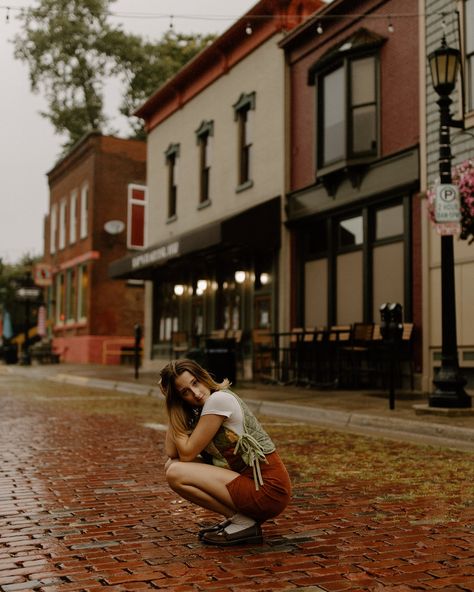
[49,373,162,397]
[246,399,474,444]
[49,373,474,446]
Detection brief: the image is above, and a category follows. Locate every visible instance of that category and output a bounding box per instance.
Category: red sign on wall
[33,263,53,287]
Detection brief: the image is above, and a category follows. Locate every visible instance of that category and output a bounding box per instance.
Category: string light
[316,21,323,34]
[0,5,460,30]
[387,16,394,33]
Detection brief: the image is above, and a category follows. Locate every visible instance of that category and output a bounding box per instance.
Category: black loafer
[198,518,232,540]
[201,524,263,546]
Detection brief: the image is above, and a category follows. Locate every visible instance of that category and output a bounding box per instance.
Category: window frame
[50,204,57,255]
[316,51,379,174]
[77,263,88,322]
[195,120,214,207]
[233,92,256,191]
[461,0,474,116]
[59,198,67,250]
[69,189,78,244]
[80,182,89,240]
[299,195,410,327]
[165,143,180,221]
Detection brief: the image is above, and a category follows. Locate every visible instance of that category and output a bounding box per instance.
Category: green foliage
[104,30,216,138]
[14,0,112,150]
[14,1,216,148]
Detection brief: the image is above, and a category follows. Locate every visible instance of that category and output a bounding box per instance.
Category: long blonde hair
[158,359,230,435]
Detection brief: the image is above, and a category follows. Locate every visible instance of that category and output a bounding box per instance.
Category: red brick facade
[43,133,146,364]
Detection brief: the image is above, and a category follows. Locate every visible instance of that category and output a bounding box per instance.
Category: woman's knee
[165,459,186,488]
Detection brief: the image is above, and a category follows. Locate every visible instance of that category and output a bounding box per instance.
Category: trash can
[205,338,236,384]
[184,347,207,367]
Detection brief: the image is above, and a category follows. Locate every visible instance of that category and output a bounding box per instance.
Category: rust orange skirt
[226,451,291,522]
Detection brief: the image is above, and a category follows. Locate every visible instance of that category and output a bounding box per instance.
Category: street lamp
[428,37,471,408]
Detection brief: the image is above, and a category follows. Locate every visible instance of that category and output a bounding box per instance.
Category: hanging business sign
[33,263,53,286]
[434,184,461,223]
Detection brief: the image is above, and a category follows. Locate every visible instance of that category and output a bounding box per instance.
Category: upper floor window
[127,184,147,249]
[464,0,474,112]
[69,190,78,244]
[50,204,57,254]
[80,183,89,239]
[59,198,67,250]
[195,120,214,206]
[309,29,384,174]
[165,144,179,220]
[233,92,256,190]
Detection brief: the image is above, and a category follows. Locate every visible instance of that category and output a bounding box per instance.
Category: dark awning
[109,196,280,280]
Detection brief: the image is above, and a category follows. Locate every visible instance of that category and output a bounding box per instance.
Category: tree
[0,255,39,340]
[14,0,113,150]
[14,0,216,148]
[103,29,215,138]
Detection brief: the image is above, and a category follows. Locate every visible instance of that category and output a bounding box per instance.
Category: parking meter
[380,302,390,340]
[388,303,403,342]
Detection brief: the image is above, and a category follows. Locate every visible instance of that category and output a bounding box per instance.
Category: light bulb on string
[387,16,394,33]
[316,22,323,35]
[245,22,253,35]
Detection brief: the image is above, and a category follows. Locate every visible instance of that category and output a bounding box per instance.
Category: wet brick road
[0,370,474,591]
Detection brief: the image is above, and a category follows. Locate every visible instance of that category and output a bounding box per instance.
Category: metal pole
[429,95,471,408]
[134,324,142,380]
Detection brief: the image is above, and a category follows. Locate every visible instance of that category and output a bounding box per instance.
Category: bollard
[134,323,142,380]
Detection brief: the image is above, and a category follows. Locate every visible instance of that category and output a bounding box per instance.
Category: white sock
[224,513,256,534]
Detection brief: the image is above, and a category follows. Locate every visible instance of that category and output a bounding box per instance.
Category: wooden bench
[30,343,60,364]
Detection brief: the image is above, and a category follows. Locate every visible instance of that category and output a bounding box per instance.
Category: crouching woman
[159,359,291,546]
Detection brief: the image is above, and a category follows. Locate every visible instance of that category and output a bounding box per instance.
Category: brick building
[280,0,422,386]
[43,132,146,364]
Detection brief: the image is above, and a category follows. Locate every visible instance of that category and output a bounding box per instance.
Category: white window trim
[50,204,57,254]
[69,190,78,244]
[127,183,148,250]
[80,183,89,240]
[59,199,67,250]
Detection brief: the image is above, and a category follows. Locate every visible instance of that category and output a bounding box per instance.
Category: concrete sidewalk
[5,362,474,449]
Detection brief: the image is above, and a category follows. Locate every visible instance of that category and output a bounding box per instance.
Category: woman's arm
[173,414,225,462]
[165,429,179,458]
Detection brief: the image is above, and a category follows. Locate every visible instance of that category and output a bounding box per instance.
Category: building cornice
[135,0,323,132]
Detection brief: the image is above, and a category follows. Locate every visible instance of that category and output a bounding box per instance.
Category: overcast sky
[0,0,262,264]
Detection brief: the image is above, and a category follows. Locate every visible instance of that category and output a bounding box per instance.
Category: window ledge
[197,199,212,210]
[318,157,376,197]
[236,180,253,193]
[166,215,177,224]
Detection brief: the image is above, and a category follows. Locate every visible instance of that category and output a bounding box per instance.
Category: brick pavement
[1,371,474,591]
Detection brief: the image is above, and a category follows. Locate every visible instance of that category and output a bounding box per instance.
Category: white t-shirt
[201,390,244,435]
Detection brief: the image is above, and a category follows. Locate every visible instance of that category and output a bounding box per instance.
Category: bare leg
[165,460,240,517]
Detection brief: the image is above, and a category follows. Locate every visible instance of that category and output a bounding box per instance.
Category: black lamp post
[428,37,471,408]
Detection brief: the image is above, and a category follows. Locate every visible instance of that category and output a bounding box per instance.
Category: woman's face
[174,370,211,407]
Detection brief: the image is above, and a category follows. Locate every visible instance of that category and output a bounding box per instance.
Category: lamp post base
[430,367,472,408]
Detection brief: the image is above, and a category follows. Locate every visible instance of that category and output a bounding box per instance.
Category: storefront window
[339,215,363,247]
[66,267,76,323]
[55,273,65,324]
[77,264,88,321]
[300,198,407,327]
[375,204,404,240]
